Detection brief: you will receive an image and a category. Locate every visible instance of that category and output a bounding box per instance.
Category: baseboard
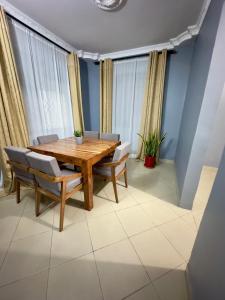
[129,154,138,159]
[159,158,174,164]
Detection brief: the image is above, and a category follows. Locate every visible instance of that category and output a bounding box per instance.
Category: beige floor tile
[131,190,160,204]
[0,215,21,246]
[153,267,188,300]
[51,221,92,266]
[70,190,84,202]
[140,202,178,226]
[53,201,86,230]
[159,218,197,261]
[161,201,190,217]
[13,209,53,241]
[181,213,197,231]
[85,195,114,219]
[126,160,178,205]
[131,228,184,280]
[192,211,204,230]
[0,196,25,218]
[0,231,51,286]
[102,182,128,199]
[0,270,48,300]
[0,242,9,269]
[102,183,138,210]
[111,194,138,211]
[23,191,52,213]
[47,253,103,300]
[88,212,127,250]
[116,206,154,237]
[95,239,149,300]
[0,197,25,245]
[124,283,159,300]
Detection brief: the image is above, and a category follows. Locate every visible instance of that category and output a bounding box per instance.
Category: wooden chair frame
[94,153,129,203]
[7,160,34,203]
[29,167,83,231]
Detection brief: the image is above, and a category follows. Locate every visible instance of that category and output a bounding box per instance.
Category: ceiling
[7,0,204,54]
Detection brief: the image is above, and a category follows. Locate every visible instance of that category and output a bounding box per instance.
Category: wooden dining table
[28,137,120,210]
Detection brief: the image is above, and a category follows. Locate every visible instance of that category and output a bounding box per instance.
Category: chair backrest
[112,142,130,175]
[101,133,120,141]
[4,146,34,183]
[26,152,62,195]
[37,134,59,145]
[113,142,130,162]
[84,131,99,139]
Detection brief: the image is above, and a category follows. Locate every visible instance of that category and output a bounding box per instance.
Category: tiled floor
[0,161,217,300]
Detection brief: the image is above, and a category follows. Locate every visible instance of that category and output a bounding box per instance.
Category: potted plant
[74,130,83,144]
[137,132,166,168]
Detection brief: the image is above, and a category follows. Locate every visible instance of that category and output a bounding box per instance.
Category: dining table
[28,137,120,210]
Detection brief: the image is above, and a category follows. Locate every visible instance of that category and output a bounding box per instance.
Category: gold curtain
[100,59,113,133]
[67,52,84,132]
[137,50,167,160]
[0,7,29,196]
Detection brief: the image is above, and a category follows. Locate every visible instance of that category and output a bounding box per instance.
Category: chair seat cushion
[93,157,125,177]
[60,169,82,194]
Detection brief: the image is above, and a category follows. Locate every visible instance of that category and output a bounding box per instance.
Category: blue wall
[160,39,195,160]
[80,58,100,131]
[175,0,224,197]
[188,144,225,299]
[80,46,196,161]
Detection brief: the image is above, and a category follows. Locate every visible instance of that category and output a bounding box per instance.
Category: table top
[28,137,120,165]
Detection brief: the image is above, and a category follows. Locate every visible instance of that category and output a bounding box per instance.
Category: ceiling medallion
[94,0,125,11]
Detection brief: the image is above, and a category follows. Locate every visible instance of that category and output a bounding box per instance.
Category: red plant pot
[144,156,156,168]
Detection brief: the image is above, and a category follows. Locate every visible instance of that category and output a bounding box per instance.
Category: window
[112,57,148,156]
[9,19,74,144]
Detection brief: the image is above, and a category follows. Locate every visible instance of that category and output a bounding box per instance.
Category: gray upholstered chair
[37,134,75,170]
[37,134,59,145]
[101,133,120,141]
[84,131,99,139]
[26,152,83,231]
[4,146,35,203]
[93,142,130,203]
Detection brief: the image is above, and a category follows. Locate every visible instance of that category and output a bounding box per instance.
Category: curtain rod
[94,49,177,64]
[6,12,70,54]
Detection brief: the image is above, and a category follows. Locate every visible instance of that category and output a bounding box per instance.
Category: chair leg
[35,190,41,217]
[124,169,128,188]
[16,179,20,203]
[112,177,119,203]
[59,199,66,232]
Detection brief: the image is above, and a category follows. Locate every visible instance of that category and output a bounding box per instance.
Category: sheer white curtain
[112,57,148,156]
[9,19,74,144]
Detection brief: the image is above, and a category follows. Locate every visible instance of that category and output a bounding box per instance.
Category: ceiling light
[93,0,125,11]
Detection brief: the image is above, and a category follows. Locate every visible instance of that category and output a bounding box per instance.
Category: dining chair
[101,133,120,141]
[37,134,75,170]
[37,134,59,145]
[93,142,130,203]
[84,131,99,139]
[26,152,83,231]
[5,146,35,203]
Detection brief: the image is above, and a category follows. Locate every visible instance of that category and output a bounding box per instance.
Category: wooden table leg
[82,160,93,210]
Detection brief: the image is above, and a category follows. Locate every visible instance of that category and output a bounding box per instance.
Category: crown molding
[100,42,173,60]
[0,0,211,61]
[0,0,79,53]
[77,50,100,60]
[100,0,211,59]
